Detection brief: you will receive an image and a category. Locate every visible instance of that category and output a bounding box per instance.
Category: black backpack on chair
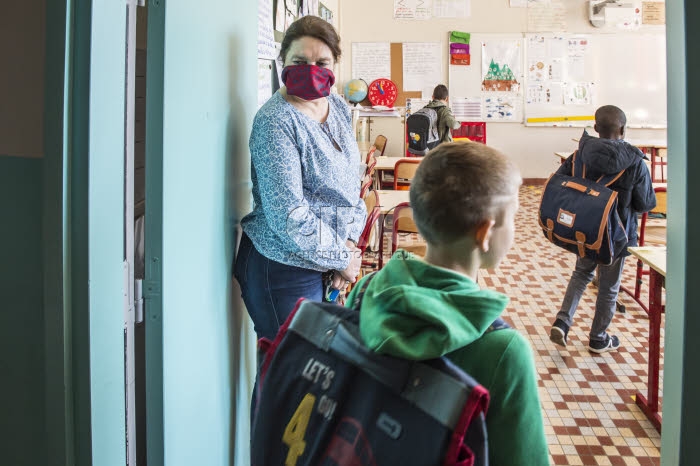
[406,107,440,156]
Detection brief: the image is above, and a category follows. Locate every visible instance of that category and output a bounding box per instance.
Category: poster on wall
[257,0,276,60]
[483,95,520,121]
[275,0,286,31]
[403,42,443,98]
[394,0,433,20]
[527,0,567,32]
[481,40,522,93]
[432,0,471,18]
[319,3,334,24]
[565,82,594,105]
[258,59,273,109]
[351,42,392,85]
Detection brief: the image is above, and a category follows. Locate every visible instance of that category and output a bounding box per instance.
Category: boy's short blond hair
[409,142,521,244]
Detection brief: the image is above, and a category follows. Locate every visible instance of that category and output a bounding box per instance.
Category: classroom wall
[159,0,258,464]
[338,0,667,179]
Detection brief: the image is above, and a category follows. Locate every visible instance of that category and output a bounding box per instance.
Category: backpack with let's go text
[539,150,628,265]
[251,274,508,466]
[407,106,440,156]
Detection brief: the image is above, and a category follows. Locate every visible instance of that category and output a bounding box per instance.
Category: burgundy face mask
[282,64,336,101]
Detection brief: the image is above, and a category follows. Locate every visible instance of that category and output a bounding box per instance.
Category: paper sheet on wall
[565,83,594,105]
[481,40,522,93]
[258,59,273,109]
[527,0,567,32]
[451,97,482,120]
[275,0,286,31]
[483,95,520,121]
[432,0,471,18]
[526,83,563,105]
[403,42,443,98]
[257,0,276,60]
[351,43,391,84]
[394,0,432,20]
[509,0,527,7]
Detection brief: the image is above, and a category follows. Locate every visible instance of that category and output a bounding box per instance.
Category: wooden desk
[374,190,411,268]
[554,151,572,163]
[376,189,410,214]
[373,157,422,190]
[627,246,666,432]
[374,156,407,171]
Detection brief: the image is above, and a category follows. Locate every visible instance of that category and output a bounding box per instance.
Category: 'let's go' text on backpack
[538,151,628,265]
[407,106,440,156]
[251,275,508,466]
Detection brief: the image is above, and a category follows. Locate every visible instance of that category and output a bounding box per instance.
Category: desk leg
[635,269,663,432]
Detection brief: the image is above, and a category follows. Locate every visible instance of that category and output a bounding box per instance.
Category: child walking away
[550,105,656,353]
[347,142,550,465]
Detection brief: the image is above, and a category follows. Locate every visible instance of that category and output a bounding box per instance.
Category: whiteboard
[448,34,525,123]
[524,33,667,128]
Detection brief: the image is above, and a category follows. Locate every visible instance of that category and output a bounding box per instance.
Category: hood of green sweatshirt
[356,250,509,360]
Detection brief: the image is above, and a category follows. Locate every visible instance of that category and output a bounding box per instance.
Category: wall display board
[351,42,443,106]
[524,33,666,127]
[448,33,524,122]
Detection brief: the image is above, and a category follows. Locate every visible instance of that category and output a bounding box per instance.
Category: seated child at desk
[347,142,549,465]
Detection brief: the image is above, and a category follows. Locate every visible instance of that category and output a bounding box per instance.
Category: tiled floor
[367,185,664,466]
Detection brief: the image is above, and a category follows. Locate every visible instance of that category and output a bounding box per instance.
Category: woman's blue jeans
[233,233,324,341]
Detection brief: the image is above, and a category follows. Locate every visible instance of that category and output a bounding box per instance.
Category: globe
[344,79,368,104]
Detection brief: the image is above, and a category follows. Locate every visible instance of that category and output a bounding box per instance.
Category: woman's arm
[250,115,353,271]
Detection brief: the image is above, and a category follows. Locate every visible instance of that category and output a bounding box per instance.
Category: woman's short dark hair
[280,16,342,62]
[409,142,521,244]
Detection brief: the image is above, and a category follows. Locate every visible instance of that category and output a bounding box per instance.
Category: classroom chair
[620,186,667,314]
[390,202,426,258]
[373,134,387,157]
[393,158,422,190]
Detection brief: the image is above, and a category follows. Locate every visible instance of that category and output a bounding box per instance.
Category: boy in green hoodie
[347,142,550,465]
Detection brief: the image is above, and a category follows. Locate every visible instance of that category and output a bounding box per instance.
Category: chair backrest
[365,145,377,166]
[358,190,381,254]
[393,158,422,190]
[639,186,667,246]
[391,202,420,253]
[373,135,387,157]
[359,176,373,199]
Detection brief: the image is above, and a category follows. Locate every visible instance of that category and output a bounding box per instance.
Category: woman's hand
[338,241,362,284]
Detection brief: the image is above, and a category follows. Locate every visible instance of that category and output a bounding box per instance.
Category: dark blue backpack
[539,150,628,265]
[252,276,508,466]
[406,106,440,156]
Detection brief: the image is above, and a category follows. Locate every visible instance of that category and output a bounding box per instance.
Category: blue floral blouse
[241,91,367,272]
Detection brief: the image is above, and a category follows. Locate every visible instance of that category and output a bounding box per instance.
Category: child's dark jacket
[558,130,657,255]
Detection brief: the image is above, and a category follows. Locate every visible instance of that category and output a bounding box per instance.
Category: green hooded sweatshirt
[347,251,550,466]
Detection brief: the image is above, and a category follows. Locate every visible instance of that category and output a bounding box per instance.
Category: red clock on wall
[367,78,399,107]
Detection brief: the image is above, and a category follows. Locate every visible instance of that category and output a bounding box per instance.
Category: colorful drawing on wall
[481,40,521,93]
[483,95,518,121]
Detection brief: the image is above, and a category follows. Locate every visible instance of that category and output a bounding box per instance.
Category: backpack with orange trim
[539,151,628,265]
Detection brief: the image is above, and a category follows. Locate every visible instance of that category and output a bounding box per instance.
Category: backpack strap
[350,272,377,311]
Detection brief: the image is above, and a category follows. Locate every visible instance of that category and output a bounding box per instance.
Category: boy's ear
[474,219,496,252]
[593,123,599,134]
[620,125,625,138]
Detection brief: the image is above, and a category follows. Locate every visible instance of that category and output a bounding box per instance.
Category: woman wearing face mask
[234,16,366,341]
